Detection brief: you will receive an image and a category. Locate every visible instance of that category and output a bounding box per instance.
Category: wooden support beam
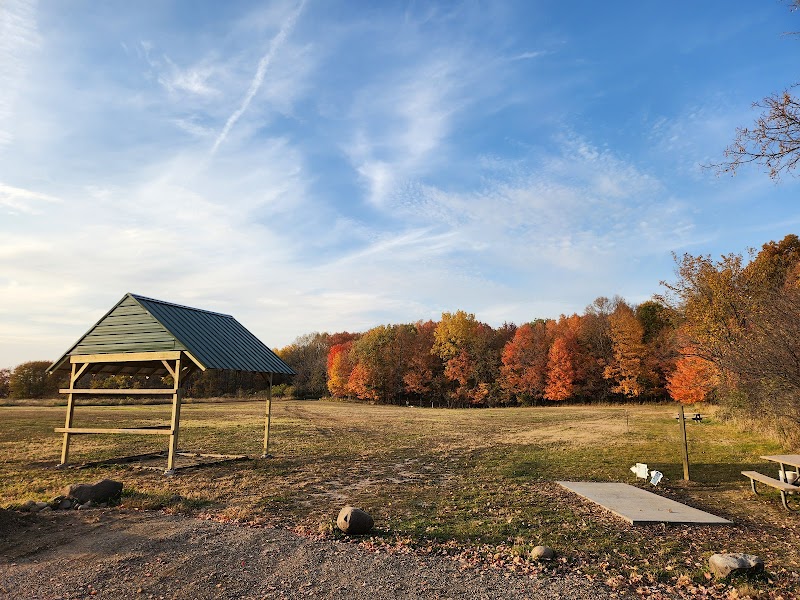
[70,351,182,364]
[59,363,80,467]
[161,360,176,379]
[55,427,172,435]
[59,388,176,395]
[71,363,89,386]
[182,351,205,371]
[166,356,183,475]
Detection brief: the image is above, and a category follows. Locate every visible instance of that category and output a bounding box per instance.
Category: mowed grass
[2,400,798,593]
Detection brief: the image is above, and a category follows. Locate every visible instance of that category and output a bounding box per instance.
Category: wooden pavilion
[48,293,295,474]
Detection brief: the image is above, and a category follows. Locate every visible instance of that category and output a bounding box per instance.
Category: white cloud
[510,50,547,61]
[345,67,459,204]
[211,0,306,155]
[0,0,39,147]
[159,59,220,97]
[0,182,61,214]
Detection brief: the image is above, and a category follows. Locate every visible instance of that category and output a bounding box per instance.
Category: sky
[2,0,800,369]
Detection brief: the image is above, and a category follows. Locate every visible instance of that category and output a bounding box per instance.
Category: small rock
[336,506,374,535]
[77,501,93,511]
[63,479,123,504]
[530,546,555,561]
[58,498,73,510]
[708,553,764,579]
[19,500,36,512]
[39,506,52,512]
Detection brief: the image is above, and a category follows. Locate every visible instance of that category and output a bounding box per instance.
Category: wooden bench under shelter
[47,293,295,474]
[741,470,799,511]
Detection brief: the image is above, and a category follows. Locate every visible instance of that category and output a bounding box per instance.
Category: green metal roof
[49,293,295,376]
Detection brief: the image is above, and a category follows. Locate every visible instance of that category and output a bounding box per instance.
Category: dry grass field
[2,399,799,597]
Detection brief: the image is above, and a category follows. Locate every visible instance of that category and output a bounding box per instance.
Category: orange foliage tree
[666,348,719,404]
[403,320,445,402]
[499,320,552,404]
[545,336,575,401]
[327,342,354,398]
[346,362,374,401]
[604,302,649,397]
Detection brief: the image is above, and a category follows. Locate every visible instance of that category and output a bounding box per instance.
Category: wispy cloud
[344,56,465,205]
[210,0,306,155]
[510,50,547,60]
[159,58,220,97]
[0,182,61,214]
[0,0,39,147]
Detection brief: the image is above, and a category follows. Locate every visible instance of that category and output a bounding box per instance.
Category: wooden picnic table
[742,455,800,511]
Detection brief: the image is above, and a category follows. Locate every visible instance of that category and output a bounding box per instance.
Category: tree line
[278,235,800,423]
[4,234,799,443]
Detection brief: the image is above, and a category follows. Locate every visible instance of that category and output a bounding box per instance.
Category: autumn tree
[499,320,553,404]
[545,336,575,401]
[720,284,800,439]
[667,348,719,405]
[346,362,373,401]
[327,341,355,398]
[277,332,330,398]
[575,298,617,401]
[403,320,447,404]
[636,300,677,400]
[9,361,59,399]
[604,302,649,397]
[432,311,501,406]
[348,324,414,404]
[660,252,751,366]
[662,235,800,442]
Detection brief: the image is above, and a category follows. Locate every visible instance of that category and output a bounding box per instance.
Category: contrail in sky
[211,0,306,155]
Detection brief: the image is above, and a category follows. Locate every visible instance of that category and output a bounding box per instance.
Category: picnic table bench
[675,413,703,422]
[742,454,800,511]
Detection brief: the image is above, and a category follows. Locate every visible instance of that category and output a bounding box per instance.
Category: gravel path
[0,509,617,599]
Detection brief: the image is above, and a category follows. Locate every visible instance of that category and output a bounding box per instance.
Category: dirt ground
[0,508,615,600]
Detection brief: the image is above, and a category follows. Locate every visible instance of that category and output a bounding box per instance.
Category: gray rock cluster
[17,479,123,513]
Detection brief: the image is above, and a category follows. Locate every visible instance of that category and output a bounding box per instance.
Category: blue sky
[2,0,799,368]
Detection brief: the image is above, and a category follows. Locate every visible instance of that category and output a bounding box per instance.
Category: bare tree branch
[709,88,800,180]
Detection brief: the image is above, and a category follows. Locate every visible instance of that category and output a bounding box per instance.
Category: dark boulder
[336,506,374,535]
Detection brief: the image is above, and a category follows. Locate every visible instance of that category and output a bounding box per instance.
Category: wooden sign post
[679,404,690,481]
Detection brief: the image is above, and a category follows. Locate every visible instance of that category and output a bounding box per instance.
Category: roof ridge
[130,293,233,318]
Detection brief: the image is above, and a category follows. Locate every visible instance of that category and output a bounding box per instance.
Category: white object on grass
[650,470,663,486]
[630,463,649,479]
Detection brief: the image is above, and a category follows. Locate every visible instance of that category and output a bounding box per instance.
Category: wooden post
[166,356,183,475]
[263,372,273,458]
[59,363,78,466]
[679,404,690,481]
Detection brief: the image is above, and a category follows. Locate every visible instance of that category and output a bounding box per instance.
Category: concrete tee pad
[557,481,732,525]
